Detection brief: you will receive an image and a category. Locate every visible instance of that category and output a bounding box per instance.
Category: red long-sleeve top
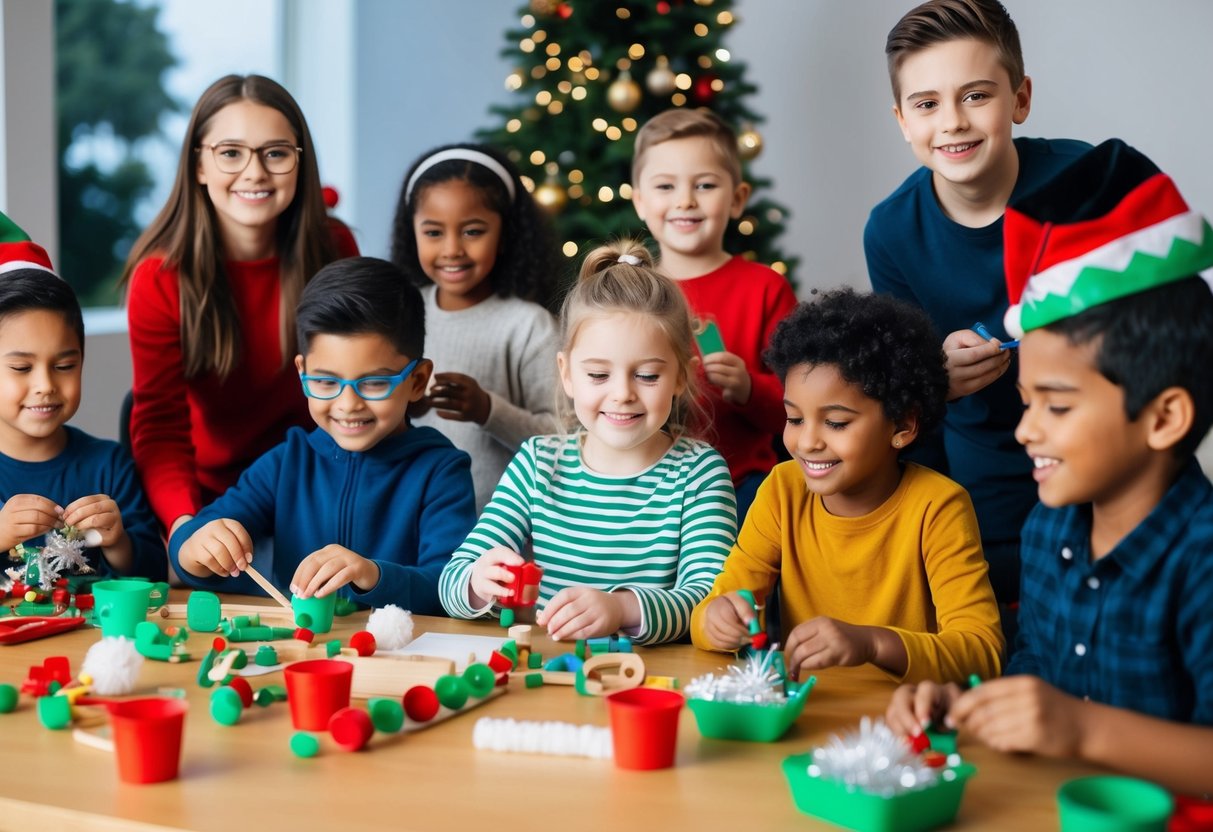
[126,223,358,530]
[676,256,798,484]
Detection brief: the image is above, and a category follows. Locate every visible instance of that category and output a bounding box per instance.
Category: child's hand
[61,494,125,548]
[0,494,61,551]
[785,616,877,677]
[291,544,379,598]
[948,675,1086,758]
[177,518,252,579]
[942,329,1012,400]
[428,372,491,424]
[701,351,752,405]
[886,680,965,739]
[468,546,526,608]
[701,592,757,650]
[537,587,624,641]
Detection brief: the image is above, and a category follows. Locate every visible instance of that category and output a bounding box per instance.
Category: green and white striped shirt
[439,433,737,644]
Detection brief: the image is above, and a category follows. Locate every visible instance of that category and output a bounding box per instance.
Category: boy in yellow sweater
[691,289,1004,684]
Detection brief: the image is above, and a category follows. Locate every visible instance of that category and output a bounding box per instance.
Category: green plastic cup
[1057,776,1173,832]
[93,580,156,638]
[292,593,337,634]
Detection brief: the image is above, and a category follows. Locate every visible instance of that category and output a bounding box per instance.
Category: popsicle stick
[244,564,293,612]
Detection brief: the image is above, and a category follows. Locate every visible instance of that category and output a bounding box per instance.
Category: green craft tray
[688,690,810,742]
[781,753,975,832]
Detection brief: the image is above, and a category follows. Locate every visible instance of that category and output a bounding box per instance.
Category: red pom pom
[329,706,374,751]
[225,676,254,708]
[403,685,440,722]
[349,631,376,657]
[322,186,339,209]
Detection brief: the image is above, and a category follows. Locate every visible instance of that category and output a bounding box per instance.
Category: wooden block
[346,654,455,699]
[507,624,533,648]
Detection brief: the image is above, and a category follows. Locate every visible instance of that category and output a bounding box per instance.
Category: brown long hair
[121,74,336,379]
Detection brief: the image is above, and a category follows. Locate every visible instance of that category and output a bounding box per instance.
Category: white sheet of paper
[390,631,507,670]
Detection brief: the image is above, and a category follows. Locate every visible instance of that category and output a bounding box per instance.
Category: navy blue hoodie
[169,425,474,614]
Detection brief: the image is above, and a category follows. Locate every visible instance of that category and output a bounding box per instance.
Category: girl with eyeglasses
[122,75,358,543]
[390,143,561,512]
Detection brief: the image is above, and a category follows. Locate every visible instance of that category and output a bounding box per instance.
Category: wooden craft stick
[243,564,293,611]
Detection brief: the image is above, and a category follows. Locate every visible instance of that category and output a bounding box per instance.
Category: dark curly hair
[389,142,560,312]
[766,288,948,435]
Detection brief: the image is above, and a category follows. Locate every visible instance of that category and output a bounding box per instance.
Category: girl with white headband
[390,143,560,512]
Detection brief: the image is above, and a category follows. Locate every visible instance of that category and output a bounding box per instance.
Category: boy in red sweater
[632,109,797,519]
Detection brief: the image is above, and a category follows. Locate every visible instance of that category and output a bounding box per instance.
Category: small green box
[781,753,975,832]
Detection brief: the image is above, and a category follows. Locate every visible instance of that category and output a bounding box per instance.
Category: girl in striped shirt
[439,240,737,644]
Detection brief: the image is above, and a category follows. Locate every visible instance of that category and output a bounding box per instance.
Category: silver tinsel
[41,529,93,584]
[685,648,786,704]
[807,717,939,797]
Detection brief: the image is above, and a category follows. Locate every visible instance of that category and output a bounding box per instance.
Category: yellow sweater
[690,461,1004,683]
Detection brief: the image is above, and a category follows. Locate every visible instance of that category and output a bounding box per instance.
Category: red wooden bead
[402,685,440,723]
[328,706,374,752]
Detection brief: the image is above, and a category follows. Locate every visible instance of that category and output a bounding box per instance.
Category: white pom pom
[82,636,144,695]
[366,605,414,650]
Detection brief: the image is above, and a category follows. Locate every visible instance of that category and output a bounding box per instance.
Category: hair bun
[579,239,654,280]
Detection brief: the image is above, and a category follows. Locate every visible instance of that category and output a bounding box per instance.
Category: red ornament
[692,74,717,104]
[656,1,670,13]
[556,2,573,18]
[322,186,339,209]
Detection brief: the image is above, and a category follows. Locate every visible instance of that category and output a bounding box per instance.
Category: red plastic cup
[108,698,188,784]
[284,659,353,731]
[606,687,684,770]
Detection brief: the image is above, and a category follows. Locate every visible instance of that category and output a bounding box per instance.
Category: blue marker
[972,321,1019,350]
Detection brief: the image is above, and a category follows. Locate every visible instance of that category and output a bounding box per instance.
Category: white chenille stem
[472,717,613,759]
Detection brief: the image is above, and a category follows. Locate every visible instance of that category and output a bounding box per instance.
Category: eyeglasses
[300,358,420,401]
[198,142,302,175]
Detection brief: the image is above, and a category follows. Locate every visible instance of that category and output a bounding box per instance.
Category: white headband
[405,148,516,202]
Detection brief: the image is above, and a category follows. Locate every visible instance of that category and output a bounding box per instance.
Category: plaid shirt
[1007,459,1213,724]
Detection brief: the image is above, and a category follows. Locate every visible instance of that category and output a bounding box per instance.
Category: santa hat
[0,210,55,276]
[1003,139,1213,338]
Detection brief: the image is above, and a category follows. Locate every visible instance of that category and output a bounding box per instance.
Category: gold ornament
[534,178,569,214]
[737,125,764,161]
[646,56,677,96]
[607,70,642,113]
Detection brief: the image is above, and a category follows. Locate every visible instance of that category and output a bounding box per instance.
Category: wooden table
[0,598,1102,831]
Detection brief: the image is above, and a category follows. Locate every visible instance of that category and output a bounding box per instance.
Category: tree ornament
[530,0,558,14]
[692,73,718,104]
[646,56,677,96]
[556,2,573,19]
[737,125,764,160]
[607,70,643,112]
[534,177,569,214]
[656,1,671,13]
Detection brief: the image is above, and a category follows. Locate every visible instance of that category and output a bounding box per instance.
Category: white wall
[71,0,1213,475]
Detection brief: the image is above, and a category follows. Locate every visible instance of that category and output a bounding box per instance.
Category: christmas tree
[478,0,798,286]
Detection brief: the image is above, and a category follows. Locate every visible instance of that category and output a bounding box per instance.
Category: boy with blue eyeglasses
[170,257,475,614]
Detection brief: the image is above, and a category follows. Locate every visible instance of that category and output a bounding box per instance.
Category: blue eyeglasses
[300,358,420,401]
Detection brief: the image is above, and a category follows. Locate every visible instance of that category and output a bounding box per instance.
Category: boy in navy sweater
[170,257,475,615]
[864,0,1089,609]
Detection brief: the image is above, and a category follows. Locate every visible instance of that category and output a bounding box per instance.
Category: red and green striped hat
[1003,139,1213,338]
[0,209,54,277]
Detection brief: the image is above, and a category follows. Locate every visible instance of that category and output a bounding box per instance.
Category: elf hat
[0,209,55,277]
[1003,139,1213,338]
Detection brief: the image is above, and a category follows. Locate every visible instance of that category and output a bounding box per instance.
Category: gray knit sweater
[415,285,560,511]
